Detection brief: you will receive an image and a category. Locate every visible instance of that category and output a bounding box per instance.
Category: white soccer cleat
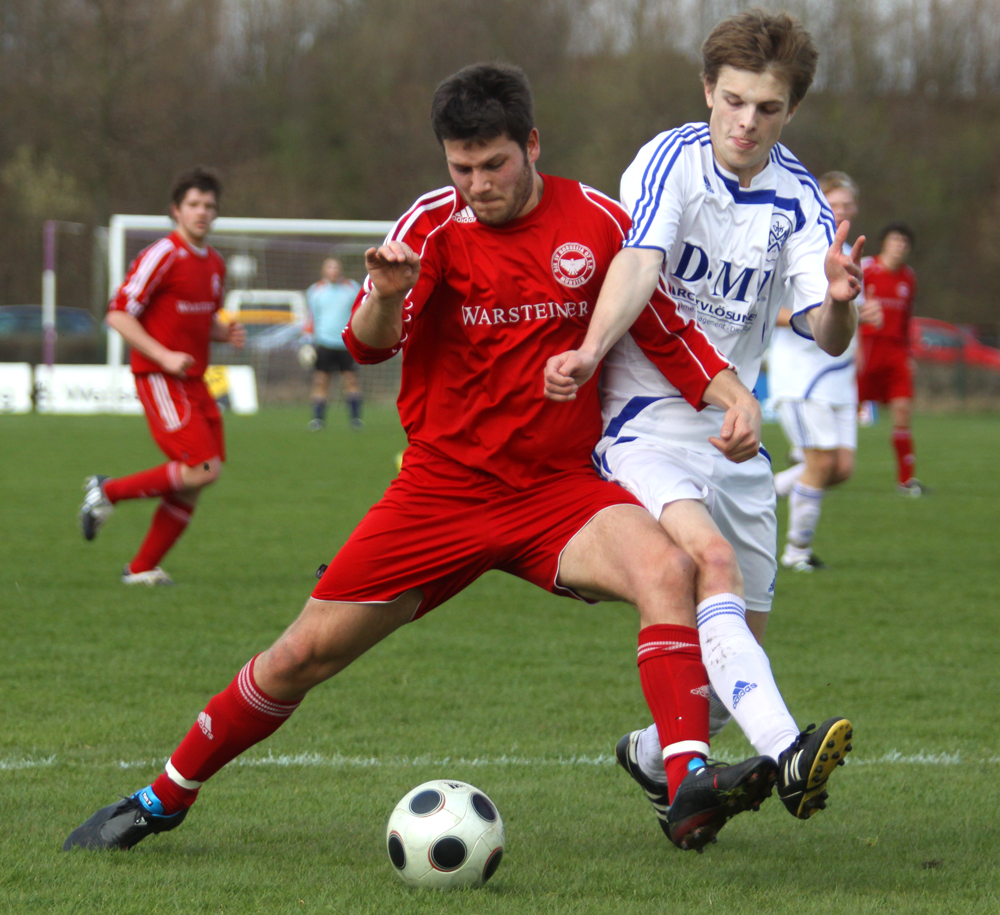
[781,546,827,573]
[121,566,174,586]
[79,475,113,541]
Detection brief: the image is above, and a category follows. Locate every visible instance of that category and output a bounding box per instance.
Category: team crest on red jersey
[551,243,596,288]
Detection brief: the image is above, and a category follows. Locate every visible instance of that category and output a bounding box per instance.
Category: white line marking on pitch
[2,750,998,773]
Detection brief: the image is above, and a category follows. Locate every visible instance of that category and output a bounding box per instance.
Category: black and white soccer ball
[386,779,505,889]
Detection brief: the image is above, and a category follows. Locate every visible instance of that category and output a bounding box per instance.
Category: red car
[910,317,1000,372]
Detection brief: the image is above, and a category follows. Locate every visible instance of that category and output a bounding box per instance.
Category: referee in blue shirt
[305,258,363,430]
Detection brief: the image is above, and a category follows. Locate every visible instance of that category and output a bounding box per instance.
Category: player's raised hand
[160,350,196,376]
[544,350,599,401]
[365,241,421,299]
[825,220,865,304]
[709,396,762,463]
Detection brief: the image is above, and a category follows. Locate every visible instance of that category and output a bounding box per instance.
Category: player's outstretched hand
[544,350,599,401]
[825,220,865,304]
[365,241,421,299]
[227,321,247,349]
[160,350,195,376]
[708,397,762,463]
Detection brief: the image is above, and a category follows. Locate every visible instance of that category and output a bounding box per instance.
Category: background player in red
[78,167,246,583]
[858,222,924,495]
[66,64,775,856]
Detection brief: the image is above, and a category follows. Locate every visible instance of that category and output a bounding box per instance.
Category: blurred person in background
[305,257,363,430]
[858,223,924,495]
[769,171,882,571]
[77,167,245,585]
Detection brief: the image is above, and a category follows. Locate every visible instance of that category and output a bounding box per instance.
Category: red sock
[152,655,301,813]
[104,461,185,503]
[128,495,194,573]
[637,624,710,803]
[892,429,915,484]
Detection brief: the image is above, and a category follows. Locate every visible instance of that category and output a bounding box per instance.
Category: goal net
[107,215,397,403]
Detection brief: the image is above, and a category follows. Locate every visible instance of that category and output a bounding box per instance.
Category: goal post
[105,214,397,403]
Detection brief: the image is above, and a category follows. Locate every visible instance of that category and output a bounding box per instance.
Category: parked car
[910,317,1000,372]
[0,305,105,364]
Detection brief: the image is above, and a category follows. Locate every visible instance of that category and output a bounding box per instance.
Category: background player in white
[546,10,859,820]
[305,257,364,430]
[769,171,882,571]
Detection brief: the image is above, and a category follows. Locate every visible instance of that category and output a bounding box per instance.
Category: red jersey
[109,231,226,377]
[343,175,730,491]
[861,257,917,346]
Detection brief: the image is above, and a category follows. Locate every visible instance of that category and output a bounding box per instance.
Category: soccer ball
[386,779,505,889]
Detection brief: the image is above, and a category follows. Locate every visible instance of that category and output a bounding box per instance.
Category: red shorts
[312,445,641,619]
[135,373,225,466]
[857,338,913,403]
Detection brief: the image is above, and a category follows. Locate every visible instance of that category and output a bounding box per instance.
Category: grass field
[2,405,998,914]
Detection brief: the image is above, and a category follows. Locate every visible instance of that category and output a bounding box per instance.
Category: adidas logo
[197,711,214,740]
[732,680,758,708]
[690,685,711,699]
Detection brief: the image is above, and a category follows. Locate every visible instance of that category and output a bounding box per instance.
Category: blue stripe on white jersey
[627,125,710,248]
[770,145,836,244]
[710,161,807,233]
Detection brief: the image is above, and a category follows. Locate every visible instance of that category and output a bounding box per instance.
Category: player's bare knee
[632,542,696,608]
[695,537,742,591]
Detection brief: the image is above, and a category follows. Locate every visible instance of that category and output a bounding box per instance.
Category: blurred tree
[0,0,997,328]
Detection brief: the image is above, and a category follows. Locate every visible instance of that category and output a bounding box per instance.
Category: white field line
[2,750,999,773]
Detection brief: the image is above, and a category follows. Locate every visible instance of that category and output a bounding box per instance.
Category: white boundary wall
[1,363,258,415]
[107,215,395,367]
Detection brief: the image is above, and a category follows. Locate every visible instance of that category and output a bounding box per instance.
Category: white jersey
[768,242,860,405]
[597,122,835,455]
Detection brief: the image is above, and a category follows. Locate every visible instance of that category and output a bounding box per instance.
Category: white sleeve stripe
[580,185,626,239]
[644,307,717,382]
[122,238,175,301]
[629,125,708,247]
[388,187,457,245]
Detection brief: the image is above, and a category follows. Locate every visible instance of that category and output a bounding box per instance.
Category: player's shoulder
[627,122,711,174]
[135,234,179,266]
[575,182,631,236]
[388,186,462,248]
[768,144,824,202]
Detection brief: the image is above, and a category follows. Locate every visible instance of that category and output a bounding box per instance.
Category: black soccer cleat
[777,717,853,820]
[63,791,187,851]
[615,730,672,839]
[666,755,777,852]
[79,474,113,541]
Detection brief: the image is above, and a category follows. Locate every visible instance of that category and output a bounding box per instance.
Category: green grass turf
[1,406,998,914]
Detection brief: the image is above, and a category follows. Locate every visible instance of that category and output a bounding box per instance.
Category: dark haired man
[546,11,858,822]
[859,223,923,494]
[66,64,776,855]
[78,167,245,584]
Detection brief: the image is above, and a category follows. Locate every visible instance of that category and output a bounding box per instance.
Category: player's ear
[784,102,799,125]
[703,79,715,109]
[525,129,540,166]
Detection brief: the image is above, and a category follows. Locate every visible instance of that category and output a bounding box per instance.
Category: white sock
[635,724,668,785]
[773,462,805,498]
[788,481,823,549]
[696,593,798,761]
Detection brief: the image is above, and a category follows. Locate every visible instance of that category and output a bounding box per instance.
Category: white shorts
[597,439,777,612]
[776,400,857,452]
